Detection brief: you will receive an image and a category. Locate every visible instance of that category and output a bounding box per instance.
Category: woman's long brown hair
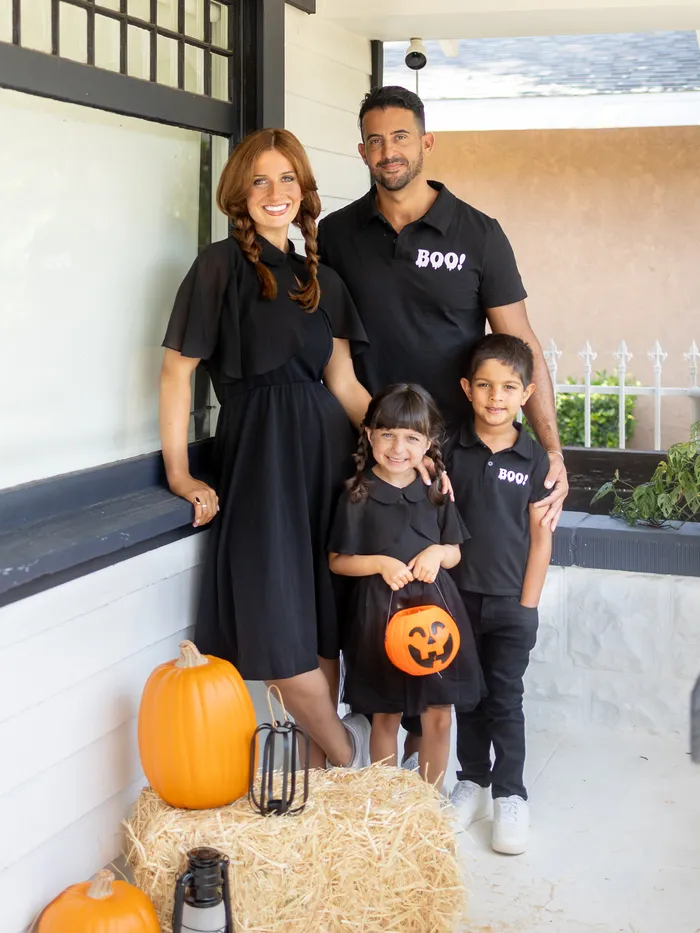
[217,128,322,312]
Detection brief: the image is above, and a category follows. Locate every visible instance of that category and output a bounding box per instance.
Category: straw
[124,764,467,933]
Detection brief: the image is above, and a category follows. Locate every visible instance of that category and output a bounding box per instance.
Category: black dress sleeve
[479,220,528,310]
[439,499,471,545]
[529,448,552,504]
[317,264,368,351]
[163,240,232,361]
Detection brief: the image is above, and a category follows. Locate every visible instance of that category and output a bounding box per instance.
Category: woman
[160,129,372,768]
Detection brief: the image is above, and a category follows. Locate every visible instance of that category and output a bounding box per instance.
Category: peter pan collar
[367,472,427,504]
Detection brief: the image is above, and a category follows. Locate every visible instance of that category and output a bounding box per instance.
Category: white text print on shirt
[415,249,466,271]
[498,468,529,487]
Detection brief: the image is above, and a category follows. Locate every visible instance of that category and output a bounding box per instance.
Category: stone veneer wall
[525,566,699,737]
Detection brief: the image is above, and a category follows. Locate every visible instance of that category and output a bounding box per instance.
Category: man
[318,85,568,843]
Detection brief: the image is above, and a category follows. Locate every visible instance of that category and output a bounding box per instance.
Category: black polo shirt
[318,182,527,427]
[448,421,550,596]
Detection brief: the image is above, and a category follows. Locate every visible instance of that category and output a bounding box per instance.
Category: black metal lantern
[249,685,310,815]
[172,847,232,933]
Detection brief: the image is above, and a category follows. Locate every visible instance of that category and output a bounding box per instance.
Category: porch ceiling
[321,0,700,41]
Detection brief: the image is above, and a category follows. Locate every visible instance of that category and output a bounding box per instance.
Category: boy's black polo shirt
[448,421,550,596]
[318,181,527,427]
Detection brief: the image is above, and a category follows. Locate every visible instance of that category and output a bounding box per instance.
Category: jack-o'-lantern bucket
[385,603,460,676]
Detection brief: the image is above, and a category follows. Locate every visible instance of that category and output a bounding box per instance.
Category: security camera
[405,38,427,71]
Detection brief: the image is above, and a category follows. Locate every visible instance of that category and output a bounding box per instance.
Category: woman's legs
[419,706,453,791]
[370,712,403,766]
[265,665,352,769]
[318,655,340,706]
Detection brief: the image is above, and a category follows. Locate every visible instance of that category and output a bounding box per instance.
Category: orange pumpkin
[138,640,257,809]
[38,869,159,932]
[385,605,460,676]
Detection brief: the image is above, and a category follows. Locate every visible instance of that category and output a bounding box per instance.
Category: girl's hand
[408,546,445,584]
[378,557,414,591]
[168,474,219,527]
[416,457,454,501]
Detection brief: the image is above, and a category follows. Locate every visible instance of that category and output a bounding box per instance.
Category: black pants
[454,591,538,800]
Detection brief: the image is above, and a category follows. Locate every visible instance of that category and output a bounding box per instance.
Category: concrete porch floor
[445,727,700,933]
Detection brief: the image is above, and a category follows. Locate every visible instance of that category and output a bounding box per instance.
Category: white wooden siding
[285,5,371,237]
[0,536,204,933]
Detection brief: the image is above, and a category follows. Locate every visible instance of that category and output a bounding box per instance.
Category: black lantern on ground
[172,847,232,933]
[249,685,310,815]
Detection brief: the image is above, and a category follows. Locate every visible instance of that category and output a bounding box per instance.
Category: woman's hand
[169,474,219,527]
[407,545,445,584]
[378,556,414,591]
[416,457,454,500]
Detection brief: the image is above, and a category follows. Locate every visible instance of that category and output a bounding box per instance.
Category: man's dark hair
[465,334,535,387]
[358,86,426,136]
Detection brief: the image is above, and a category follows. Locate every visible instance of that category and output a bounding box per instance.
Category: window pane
[184,44,204,95]
[20,0,51,54]
[211,0,228,51]
[59,1,87,64]
[0,90,201,487]
[127,23,150,80]
[157,0,177,31]
[96,0,121,10]
[0,0,12,44]
[185,0,203,40]
[156,33,178,87]
[95,12,121,73]
[211,51,229,101]
[128,0,150,22]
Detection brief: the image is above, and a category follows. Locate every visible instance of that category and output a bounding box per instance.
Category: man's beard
[371,149,423,192]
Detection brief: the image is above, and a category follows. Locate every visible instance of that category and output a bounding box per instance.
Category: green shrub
[592,422,700,526]
[526,370,637,448]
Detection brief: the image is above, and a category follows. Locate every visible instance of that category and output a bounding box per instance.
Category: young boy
[448,333,553,855]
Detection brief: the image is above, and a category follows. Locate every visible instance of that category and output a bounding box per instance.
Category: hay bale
[124,764,466,933]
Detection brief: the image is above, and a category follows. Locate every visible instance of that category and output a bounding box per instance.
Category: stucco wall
[526,566,699,737]
[429,126,700,450]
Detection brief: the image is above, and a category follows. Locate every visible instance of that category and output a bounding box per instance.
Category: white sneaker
[401,752,420,771]
[450,780,491,828]
[492,796,529,855]
[341,712,371,768]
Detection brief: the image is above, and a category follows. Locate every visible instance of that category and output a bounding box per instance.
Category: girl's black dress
[329,472,485,717]
[163,235,367,680]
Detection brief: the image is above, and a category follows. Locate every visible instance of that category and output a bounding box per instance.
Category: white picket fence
[541,339,700,450]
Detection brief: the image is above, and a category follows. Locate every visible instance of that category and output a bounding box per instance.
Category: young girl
[329,384,484,789]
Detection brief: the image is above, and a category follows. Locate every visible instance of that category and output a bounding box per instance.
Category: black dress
[329,473,485,717]
[163,235,367,680]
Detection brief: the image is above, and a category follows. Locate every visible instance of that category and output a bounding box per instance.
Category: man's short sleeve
[480,220,527,310]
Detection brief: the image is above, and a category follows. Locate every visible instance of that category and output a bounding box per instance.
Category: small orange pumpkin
[138,640,257,809]
[385,605,460,676]
[38,869,159,932]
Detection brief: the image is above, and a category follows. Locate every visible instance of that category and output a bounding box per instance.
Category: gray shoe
[326,712,371,769]
[401,752,420,771]
[342,712,371,767]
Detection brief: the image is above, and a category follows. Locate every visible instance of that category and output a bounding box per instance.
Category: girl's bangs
[372,393,431,438]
